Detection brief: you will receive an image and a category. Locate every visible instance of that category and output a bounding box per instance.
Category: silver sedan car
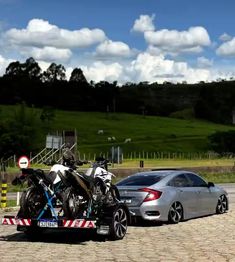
[116,170,228,223]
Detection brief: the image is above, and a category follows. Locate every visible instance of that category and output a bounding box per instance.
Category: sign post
[16,156,30,207]
[18,156,30,169]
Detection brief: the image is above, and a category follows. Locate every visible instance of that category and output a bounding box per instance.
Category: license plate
[38,221,58,228]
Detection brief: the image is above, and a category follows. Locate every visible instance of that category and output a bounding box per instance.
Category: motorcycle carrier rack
[2,215,96,229]
[1,202,130,240]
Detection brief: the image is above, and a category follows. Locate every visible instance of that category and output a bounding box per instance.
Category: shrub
[208,130,235,153]
[169,108,195,120]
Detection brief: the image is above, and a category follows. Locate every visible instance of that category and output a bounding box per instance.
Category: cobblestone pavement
[0,204,235,262]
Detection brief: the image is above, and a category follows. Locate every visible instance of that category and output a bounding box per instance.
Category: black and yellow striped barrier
[1,179,7,208]
[0,161,7,208]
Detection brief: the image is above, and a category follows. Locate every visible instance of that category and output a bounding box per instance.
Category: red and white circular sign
[18,156,30,169]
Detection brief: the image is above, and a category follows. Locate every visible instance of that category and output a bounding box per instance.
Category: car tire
[216,195,228,214]
[109,206,128,240]
[168,202,183,224]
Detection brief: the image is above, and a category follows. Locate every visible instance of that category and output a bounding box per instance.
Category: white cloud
[82,61,123,83]
[0,17,233,84]
[144,26,211,55]
[211,69,235,81]
[80,52,211,84]
[96,40,132,57]
[219,33,232,42]
[0,54,12,75]
[216,38,235,57]
[5,18,106,49]
[21,46,72,62]
[197,56,213,68]
[129,52,211,84]
[132,14,155,33]
[37,60,51,72]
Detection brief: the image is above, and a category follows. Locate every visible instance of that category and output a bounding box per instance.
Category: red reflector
[139,188,162,202]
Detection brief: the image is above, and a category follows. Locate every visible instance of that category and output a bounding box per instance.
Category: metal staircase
[30,144,65,164]
[30,130,77,165]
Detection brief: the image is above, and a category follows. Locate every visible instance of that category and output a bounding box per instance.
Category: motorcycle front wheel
[62,187,87,219]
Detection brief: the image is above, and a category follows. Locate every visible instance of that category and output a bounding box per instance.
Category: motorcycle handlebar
[21,168,35,175]
[85,159,110,165]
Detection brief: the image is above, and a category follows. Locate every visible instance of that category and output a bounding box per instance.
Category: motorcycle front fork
[84,199,93,218]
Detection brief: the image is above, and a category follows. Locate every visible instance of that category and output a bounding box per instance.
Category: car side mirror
[208,182,215,187]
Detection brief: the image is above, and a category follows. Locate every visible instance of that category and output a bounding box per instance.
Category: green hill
[1,104,235,156]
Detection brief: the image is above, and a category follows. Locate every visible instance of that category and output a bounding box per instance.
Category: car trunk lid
[118,186,150,207]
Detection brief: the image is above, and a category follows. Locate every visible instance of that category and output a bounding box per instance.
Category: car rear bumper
[128,203,169,221]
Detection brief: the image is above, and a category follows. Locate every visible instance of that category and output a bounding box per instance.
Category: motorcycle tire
[20,186,48,218]
[62,187,87,219]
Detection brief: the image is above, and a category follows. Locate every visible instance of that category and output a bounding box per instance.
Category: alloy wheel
[216,195,227,214]
[113,207,128,239]
[168,202,183,224]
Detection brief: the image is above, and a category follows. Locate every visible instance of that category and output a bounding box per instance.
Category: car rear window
[116,174,164,186]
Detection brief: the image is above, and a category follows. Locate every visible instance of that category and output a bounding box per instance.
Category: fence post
[140,160,144,168]
[16,192,20,206]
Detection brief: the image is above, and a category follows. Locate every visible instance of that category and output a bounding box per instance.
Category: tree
[4,57,41,79]
[42,63,66,82]
[94,81,119,113]
[5,61,22,77]
[0,103,42,159]
[208,130,235,153]
[24,57,41,79]
[69,68,88,84]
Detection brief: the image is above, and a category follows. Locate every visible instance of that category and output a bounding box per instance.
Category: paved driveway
[0,184,235,262]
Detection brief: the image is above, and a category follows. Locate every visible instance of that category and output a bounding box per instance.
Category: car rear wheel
[109,206,128,240]
[216,195,228,214]
[168,202,183,224]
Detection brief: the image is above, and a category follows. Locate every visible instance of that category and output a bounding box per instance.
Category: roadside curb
[0,206,19,213]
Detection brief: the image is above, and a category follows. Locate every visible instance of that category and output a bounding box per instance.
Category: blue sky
[0,0,235,83]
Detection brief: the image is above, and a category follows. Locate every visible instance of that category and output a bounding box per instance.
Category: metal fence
[123,151,235,160]
[3,151,235,167]
[79,151,235,161]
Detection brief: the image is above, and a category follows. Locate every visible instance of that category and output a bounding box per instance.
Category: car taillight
[139,188,162,202]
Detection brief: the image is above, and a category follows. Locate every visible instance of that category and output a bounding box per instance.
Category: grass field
[54,110,235,154]
[6,200,17,207]
[1,104,235,155]
[113,158,235,168]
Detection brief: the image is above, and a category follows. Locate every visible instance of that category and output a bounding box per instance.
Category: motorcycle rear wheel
[19,187,47,218]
